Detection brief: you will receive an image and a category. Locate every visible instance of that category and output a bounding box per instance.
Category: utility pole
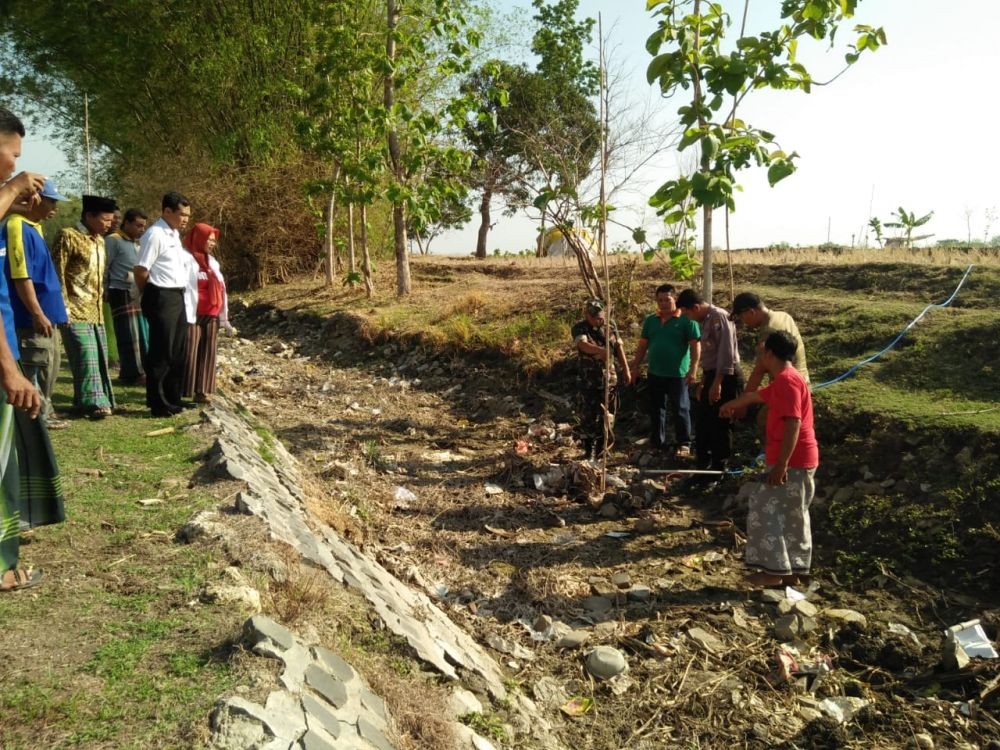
[83,93,92,193]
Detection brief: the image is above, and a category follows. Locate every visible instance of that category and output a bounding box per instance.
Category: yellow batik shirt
[52,224,106,324]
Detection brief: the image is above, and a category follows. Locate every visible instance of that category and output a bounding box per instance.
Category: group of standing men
[4,181,201,421]
[573,284,818,587]
[0,104,226,591]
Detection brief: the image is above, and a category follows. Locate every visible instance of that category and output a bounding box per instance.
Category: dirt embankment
[216,267,1000,749]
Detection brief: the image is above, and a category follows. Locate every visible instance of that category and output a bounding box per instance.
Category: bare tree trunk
[324,190,337,285]
[476,189,492,259]
[347,200,357,278]
[385,0,410,296]
[702,203,713,300]
[360,202,375,298]
[536,214,547,257]
[693,0,713,302]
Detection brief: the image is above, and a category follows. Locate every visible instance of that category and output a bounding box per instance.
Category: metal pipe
[641,469,731,476]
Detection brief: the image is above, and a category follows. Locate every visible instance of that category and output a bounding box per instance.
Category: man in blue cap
[2,179,70,427]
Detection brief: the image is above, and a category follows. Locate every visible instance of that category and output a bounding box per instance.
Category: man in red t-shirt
[720,330,819,587]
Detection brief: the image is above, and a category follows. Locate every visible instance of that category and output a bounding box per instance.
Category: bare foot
[746,571,797,588]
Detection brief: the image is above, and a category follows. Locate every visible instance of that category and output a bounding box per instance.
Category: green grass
[0,374,244,749]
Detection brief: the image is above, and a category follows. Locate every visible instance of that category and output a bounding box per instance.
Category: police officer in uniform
[571,299,631,460]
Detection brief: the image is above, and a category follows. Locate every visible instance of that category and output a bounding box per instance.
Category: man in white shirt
[134,191,192,417]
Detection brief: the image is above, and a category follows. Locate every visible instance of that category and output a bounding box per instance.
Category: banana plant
[885,207,934,249]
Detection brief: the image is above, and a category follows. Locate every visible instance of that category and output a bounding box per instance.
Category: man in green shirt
[630,284,700,457]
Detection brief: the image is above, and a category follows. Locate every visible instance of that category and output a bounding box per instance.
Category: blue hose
[811,264,975,391]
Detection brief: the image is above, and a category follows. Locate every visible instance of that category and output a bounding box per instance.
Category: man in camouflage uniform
[571,299,631,459]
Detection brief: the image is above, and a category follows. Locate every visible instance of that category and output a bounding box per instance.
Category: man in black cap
[730,292,809,390]
[52,194,119,418]
[134,192,192,417]
[571,298,631,460]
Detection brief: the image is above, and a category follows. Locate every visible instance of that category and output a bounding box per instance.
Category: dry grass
[262,544,333,626]
[728,245,1000,266]
[367,669,458,750]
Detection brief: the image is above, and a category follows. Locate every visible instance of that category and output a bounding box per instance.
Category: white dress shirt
[136,218,190,288]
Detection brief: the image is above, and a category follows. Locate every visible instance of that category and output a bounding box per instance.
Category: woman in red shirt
[181,223,229,403]
[720,330,819,587]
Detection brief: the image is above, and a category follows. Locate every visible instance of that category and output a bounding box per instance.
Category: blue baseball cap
[38,179,68,202]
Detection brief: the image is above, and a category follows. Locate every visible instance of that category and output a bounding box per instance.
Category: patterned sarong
[0,404,21,570]
[182,316,220,398]
[109,288,148,382]
[744,466,817,576]
[61,323,116,411]
[14,408,64,530]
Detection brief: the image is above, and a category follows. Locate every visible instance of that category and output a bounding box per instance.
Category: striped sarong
[183,315,220,399]
[109,288,148,382]
[0,404,20,570]
[61,323,116,411]
[14,408,64,530]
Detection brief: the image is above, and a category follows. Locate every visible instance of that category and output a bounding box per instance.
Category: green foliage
[531,0,600,96]
[460,712,510,743]
[645,0,885,287]
[868,216,884,248]
[884,206,934,248]
[463,0,602,258]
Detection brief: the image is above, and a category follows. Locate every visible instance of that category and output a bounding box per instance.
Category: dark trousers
[578,384,619,453]
[141,285,188,411]
[646,374,691,448]
[695,368,744,470]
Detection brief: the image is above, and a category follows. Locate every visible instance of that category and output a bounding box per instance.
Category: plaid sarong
[109,288,148,382]
[61,323,116,411]
[14,408,64,530]
[0,404,20,570]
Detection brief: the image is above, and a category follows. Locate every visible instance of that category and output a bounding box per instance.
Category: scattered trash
[586,646,628,680]
[433,584,450,599]
[604,531,630,539]
[943,618,997,669]
[484,482,504,496]
[680,554,703,569]
[485,633,534,661]
[945,619,998,659]
[392,486,417,506]
[533,465,565,492]
[145,426,175,437]
[819,696,869,724]
[785,586,807,601]
[773,644,833,691]
[528,424,555,440]
[514,439,531,456]
[703,551,725,563]
[560,696,594,717]
[608,675,635,696]
[888,622,922,647]
[137,498,164,507]
[688,627,725,655]
[75,467,103,477]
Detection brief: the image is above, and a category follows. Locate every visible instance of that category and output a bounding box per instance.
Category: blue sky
[15,1,1000,251]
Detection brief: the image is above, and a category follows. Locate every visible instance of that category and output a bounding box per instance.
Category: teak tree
[646,0,885,301]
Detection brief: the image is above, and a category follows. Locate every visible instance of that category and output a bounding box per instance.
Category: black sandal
[0,567,43,592]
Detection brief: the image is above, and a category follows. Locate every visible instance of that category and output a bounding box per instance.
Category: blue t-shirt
[0,237,18,360]
[3,215,68,330]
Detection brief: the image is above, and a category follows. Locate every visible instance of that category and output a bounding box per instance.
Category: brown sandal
[0,567,43,592]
